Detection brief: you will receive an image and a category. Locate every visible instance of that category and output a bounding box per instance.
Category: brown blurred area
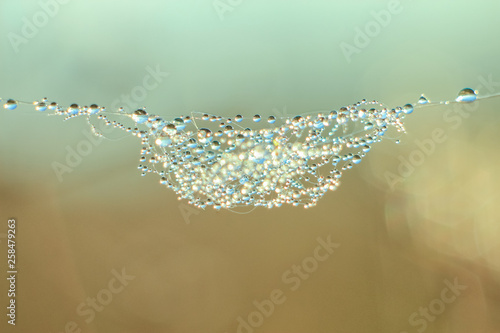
[1,1,500,332]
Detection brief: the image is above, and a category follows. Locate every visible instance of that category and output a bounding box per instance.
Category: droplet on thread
[3,99,18,110]
[132,109,148,123]
[35,102,47,112]
[456,88,477,103]
[403,104,414,114]
[67,103,81,115]
[418,95,429,104]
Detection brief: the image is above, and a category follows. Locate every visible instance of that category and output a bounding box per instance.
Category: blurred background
[1,0,499,332]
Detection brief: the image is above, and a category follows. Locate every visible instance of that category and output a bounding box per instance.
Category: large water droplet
[456,88,477,103]
[403,103,414,114]
[35,102,47,112]
[132,109,148,123]
[67,103,80,115]
[163,123,177,135]
[155,133,172,147]
[253,114,261,122]
[197,128,213,144]
[3,99,18,110]
[418,95,429,104]
[211,141,221,150]
[88,104,100,114]
[173,118,186,130]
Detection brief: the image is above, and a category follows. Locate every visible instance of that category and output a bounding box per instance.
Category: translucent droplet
[337,113,348,125]
[456,88,477,103]
[132,109,148,124]
[235,115,243,122]
[67,103,80,115]
[211,141,221,150]
[364,122,374,131]
[268,116,276,124]
[403,104,414,114]
[89,104,100,114]
[418,95,429,104]
[155,133,172,147]
[292,116,304,127]
[4,99,18,110]
[173,118,186,130]
[48,102,58,110]
[35,102,47,112]
[197,128,213,144]
[163,123,177,135]
[223,125,234,135]
[352,155,362,164]
[253,115,261,122]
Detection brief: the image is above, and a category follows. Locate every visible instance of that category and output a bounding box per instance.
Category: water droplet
[364,122,374,131]
[456,88,477,103]
[67,103,80,115]
[155,133,172,147]
[253,114,261,122]
[35,102,47,111]
[223,125,234,135]
[292,116,304,127]
[403,103,414,114]
[337,113,348,125]
[48,102,57,110]
[235,115,243,122]
[4,99,18,110]
[89,104,100,114]
[211,141,221,150]
[163,123,177,135]
[132,109,148,123]
[418,95,429,104]
[197,128,213,144]
[173,118,186,130]
[268,115,276,124]
[352,155,362,164]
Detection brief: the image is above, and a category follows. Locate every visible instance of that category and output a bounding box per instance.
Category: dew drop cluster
[1,88,477,210]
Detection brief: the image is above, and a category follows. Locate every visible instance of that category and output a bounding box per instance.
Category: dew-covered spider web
[1,88,493,211]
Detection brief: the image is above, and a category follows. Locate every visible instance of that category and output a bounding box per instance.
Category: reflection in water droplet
[67,103,80,115]
[35,102,47,112]
[89,104,100,114]
[253,115,261,122]
[155,133,172,147]
[197,128,213,144]
[132,109,148,123]
[456,88,477,103]
[403,104,414,114]
[174,118,185,130]
[418,95,429,104]
[3,99,18,110]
